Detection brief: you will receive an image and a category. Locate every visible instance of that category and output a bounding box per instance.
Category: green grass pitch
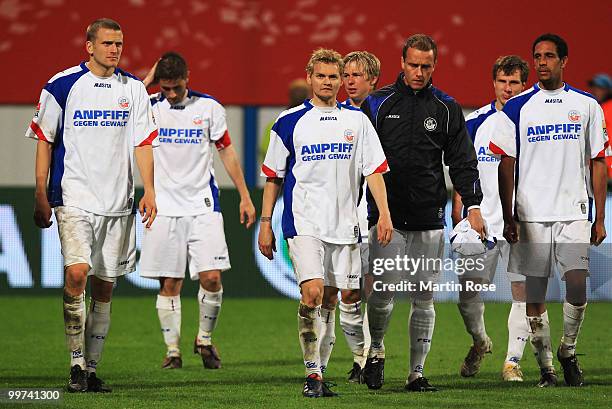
[1,297,611,408]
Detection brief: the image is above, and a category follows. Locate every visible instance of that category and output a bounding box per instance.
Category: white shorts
[139,212,231,280]
[459,240,525,283]
[55,206,136,282]
[508,220,590,279]
[287,236,361,290]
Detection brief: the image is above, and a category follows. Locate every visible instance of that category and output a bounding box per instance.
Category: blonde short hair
[343,51,381,82]
[305,48,344,76]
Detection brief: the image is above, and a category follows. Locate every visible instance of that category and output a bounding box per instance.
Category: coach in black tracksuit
[359,34,485,393]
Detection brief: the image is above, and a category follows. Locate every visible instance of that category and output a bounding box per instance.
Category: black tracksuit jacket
[361,72,482,231]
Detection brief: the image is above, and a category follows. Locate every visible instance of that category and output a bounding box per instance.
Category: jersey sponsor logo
[544,98,562,103]
[300,142,353,161]
[94,83,111,88]
[344,129,354,142]
[158,127,204,144]
[386,114,400,119]
[568,110,581,123]
[526,123,581,143]
[424,117,437,131]
[477,146,499,162]
[320,116,337,121]
[118,97,130,109]
[72,110,130,127]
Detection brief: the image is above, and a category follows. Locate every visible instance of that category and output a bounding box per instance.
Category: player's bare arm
[451,190,463,227]
[591,157,607,245]
[498,155,517,243]
[364,172,392,246]
[135,145,157,228]
[218,145,256,228]
[34,139,53,228]
[258,177,282,259]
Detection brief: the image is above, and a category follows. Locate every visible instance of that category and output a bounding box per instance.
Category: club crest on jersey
[344,129,355,142]
[118,97,130,110]
[424,117,437,131]
[568,110,581,123]
[193,115,203,125]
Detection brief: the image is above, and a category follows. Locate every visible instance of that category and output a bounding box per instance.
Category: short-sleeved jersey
[489,83,608,222]
[261,100,388,244]
[150,90,231,216]
[26,63,158,216]
[465,101,504,236]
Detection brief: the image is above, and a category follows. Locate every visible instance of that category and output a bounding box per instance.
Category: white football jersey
[26,63,158,216]
[342,99,369,242]
[150,90,230,216]
[262,100,388,244]
[489,83,607,222]
[465,102,504,236]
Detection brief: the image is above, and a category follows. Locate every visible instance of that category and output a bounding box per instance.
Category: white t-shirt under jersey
[150,90,231,216]
[262,100,388,244]
[489,83,607,222]
[26,63,158,216]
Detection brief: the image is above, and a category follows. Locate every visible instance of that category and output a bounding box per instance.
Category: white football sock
[363,306,371,353]
[319,307,336,374]
[339,301,366,367]
[408,299,435,382]
[527,311,553,369]
[85,299,111,373]
[367,297,394,358]
[156,294,181,356]
[63,292,86,369]
[457,296,488,343]
[505,301,529,363]
[197,287,222,346]
[560,302,586,358]
[298,303,322,377]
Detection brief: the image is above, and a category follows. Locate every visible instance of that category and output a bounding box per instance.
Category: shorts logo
[568,110,581,123]
[34,102,41,118]
[344,129,355,142]
[424,117,437,131]
[118,97,130,110]
[354,225,359,238]
[193,115,203,125]
[581,203,586,214]
[205,198,211,207]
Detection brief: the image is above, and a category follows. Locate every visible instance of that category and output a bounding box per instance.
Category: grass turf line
[1,297,611,408]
